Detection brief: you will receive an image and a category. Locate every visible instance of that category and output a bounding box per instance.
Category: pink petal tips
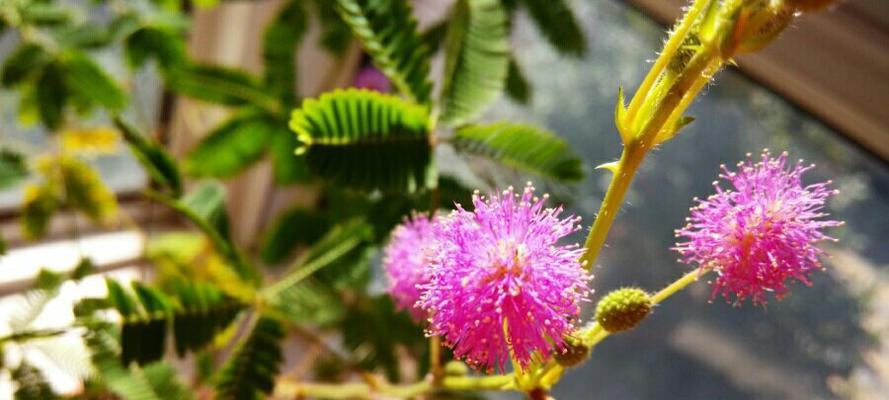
[383,213,436,321]
[419,183,591,371]
[674,150,842,306]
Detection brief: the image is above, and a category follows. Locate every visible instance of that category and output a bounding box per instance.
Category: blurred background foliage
[0,0,886,399]
[0,0,593,398]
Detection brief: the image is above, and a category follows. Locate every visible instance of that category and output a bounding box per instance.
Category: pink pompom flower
[419,183,591,371]
[674,150,842,306]
[383,213,437,321]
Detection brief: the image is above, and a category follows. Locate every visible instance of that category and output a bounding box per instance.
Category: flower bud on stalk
[594,288,653,333]
[733,2,797,54]
[553,335,590,368]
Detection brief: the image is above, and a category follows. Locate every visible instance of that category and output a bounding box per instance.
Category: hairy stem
[625,0,711,123]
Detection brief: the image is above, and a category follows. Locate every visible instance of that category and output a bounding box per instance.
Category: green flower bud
[444,360,469,376]
[594,287,652,333]
[735,3,796,54]
[553,335,590,368]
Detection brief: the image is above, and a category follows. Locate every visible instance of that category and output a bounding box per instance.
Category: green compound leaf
[289,88,435,192]
[214,315,284,400]
[0,148,29,190]
[35,62,68,131]
[105,279,245,366]
[439,0,510,127]
[83,324,194,400]
[183,109,276,179]
[62,52,127,111]
[1,43,51,88]
[166,64,280,113]
[124,27,187,70]
[114,116,183,198]
[335,0,433,103]
[452,122,584,182]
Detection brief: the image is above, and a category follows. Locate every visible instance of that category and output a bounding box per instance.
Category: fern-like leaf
[84,325,162,400]
[105,280,245,366]
[439,0,509,126]
[214,315,284,400]
[289,88,435,192]
[335,0,432,103]
[451,122,584,182]
[84,324,194,400]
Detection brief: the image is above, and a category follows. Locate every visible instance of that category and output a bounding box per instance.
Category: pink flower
[674,150,842,306]
[383,214,436,320]
[419,184,591,371]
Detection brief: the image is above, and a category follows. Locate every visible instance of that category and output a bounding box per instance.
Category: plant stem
[430,336,443,384]
[582,269,705,346]
[625,0,711,123]
[579,144,645,270]
[280,374,515,399]
[580,0,721,271]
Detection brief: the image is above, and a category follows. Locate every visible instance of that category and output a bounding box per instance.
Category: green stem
[145,189,259,285]
[581,269,705,346]
[625,0,711,124]
[430,336,443,384]
[283,374,514,399]
[579,145,645,270]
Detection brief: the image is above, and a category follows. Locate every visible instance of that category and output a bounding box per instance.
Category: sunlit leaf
[289,88,434,192]
[62,52,127,111]
[452,122,584,182]
[439,0,509,126]
[166,64,279,113]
